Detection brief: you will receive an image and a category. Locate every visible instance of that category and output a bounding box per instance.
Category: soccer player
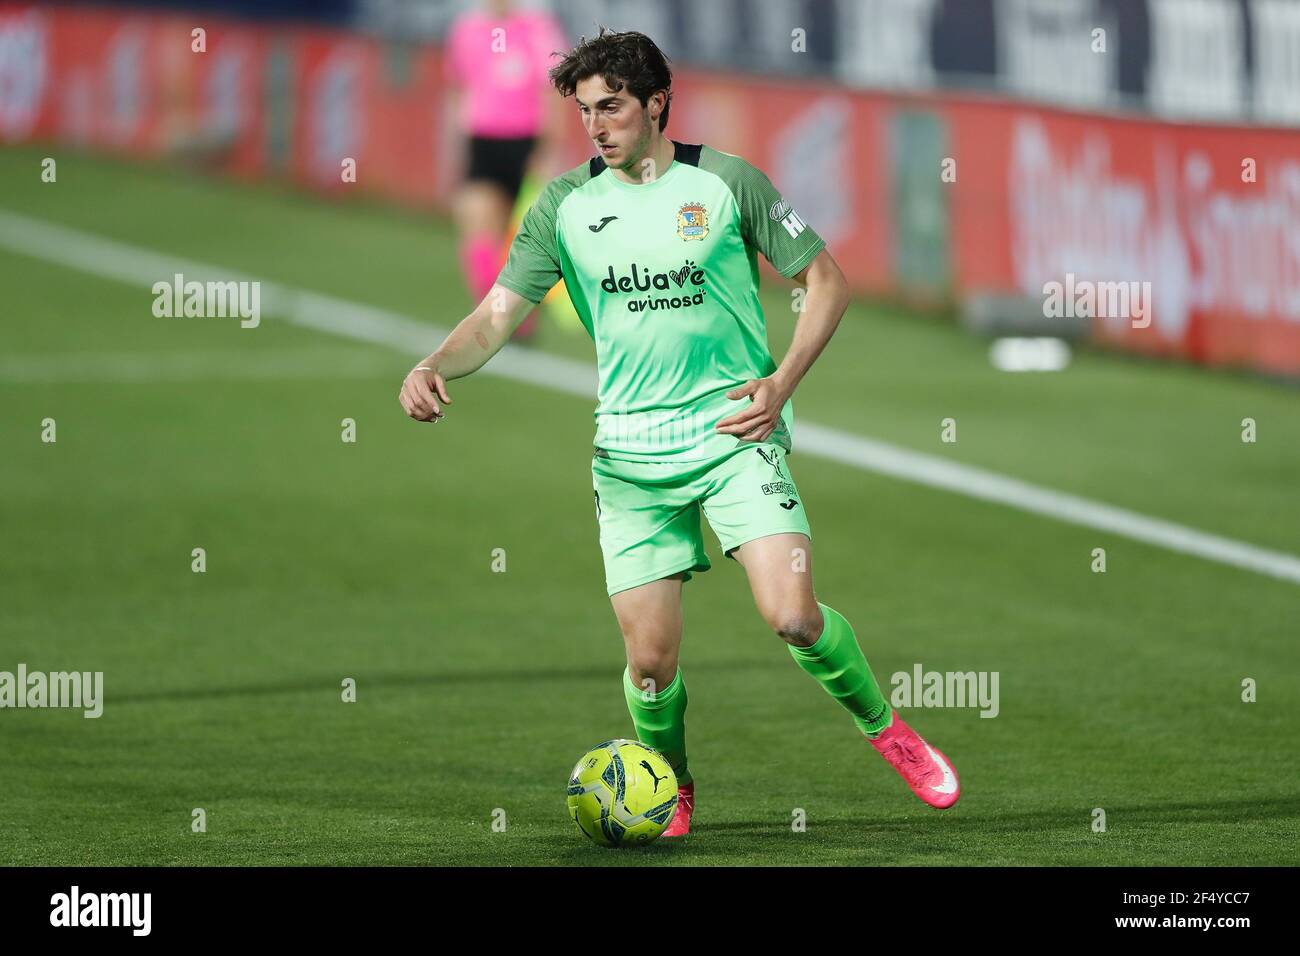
[400,29,960,836]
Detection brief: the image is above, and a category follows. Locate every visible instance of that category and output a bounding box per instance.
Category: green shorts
[591,442,812,596]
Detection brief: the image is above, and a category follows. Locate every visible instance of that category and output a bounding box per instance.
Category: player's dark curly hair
[549,28,673,132]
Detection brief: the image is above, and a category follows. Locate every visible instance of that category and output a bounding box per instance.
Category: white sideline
[2,207,1298,586]
[0,349,395,383]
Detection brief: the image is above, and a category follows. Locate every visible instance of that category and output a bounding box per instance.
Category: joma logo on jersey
[677,202,709,240]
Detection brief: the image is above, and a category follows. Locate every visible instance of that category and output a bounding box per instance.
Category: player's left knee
[772,607,824,648]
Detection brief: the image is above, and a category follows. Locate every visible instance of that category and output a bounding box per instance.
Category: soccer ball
[566,739,678,847]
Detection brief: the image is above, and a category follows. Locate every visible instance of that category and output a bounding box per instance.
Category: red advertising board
[3,3,1298,376]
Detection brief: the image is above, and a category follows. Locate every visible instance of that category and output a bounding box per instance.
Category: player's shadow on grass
[110,660,787,704]
[695,794,1300,834]
[534,795,1300,862]
[946,796,1300,829]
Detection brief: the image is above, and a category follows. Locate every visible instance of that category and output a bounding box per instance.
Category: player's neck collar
[589,141,702,181]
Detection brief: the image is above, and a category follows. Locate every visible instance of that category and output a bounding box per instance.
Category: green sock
[788,603,893,737]
[622,667,692,786]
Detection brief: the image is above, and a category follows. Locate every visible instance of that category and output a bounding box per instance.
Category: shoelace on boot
[884,738,933,786]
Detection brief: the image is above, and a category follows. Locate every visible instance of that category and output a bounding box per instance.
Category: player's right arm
[401,174,566,422]
[398,285,535,422]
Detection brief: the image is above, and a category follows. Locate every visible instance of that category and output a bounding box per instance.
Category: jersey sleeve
[495,185,564,304]
[724,154,826,279]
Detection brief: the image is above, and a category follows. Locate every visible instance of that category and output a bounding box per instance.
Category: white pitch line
[2,207,1297,585]
[0,349,396,383]
[796,423,1300,585]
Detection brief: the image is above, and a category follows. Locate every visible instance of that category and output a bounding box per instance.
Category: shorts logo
[756,447,797,499]
[677,202,709,241]
[755,446,787,480]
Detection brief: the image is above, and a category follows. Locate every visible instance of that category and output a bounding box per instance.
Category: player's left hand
[715,376,792,443]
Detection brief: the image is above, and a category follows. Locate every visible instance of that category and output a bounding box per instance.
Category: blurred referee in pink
[444,0,567,340]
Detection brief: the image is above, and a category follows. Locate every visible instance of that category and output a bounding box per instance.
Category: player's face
[575,75,656,172]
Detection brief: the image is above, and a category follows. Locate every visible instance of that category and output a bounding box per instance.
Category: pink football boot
[869,712,960,809]
[661,782,694,837]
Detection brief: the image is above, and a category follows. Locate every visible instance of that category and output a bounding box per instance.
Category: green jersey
[495,141,825,462]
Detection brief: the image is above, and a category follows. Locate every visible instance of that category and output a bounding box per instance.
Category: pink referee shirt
[445,7,567,138]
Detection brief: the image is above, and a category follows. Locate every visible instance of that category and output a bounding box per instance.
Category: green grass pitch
[1,146,1297,865]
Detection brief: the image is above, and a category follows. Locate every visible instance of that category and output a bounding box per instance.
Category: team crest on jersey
[676,202,709,241]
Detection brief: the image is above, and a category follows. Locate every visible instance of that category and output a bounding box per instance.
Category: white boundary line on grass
[2,207,1298,586]
[0,348,396,383]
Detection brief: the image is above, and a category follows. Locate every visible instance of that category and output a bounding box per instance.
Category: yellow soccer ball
[566,739,678,847]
